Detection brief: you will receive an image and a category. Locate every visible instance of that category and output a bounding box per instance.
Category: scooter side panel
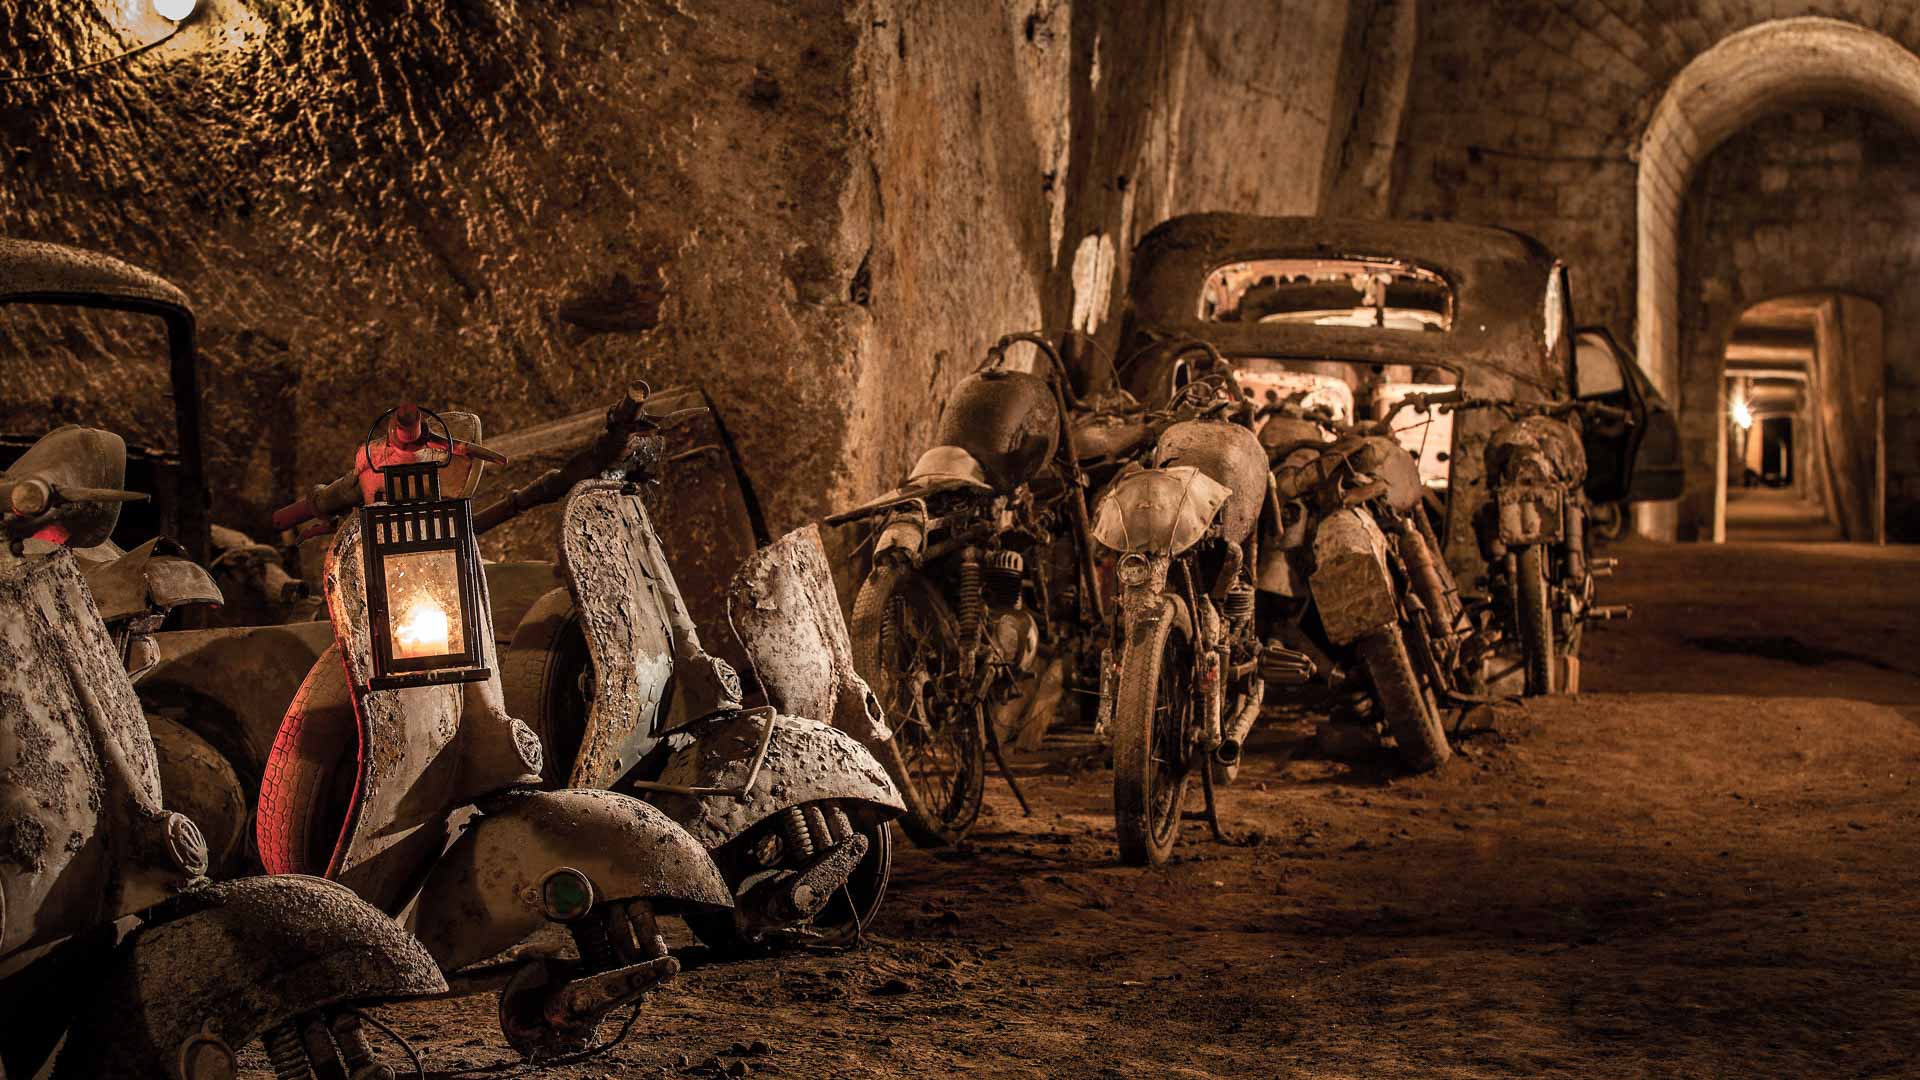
[56,875,446,1079]
[727,525,890,747]
[644,713,903,850]
[555,482,681,787]
[0,550,200,957]
[411,788,730,973]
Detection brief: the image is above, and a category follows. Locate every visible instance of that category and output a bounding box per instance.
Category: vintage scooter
[259,406,735,1060]
[1091,360,1272,867]
[483,387,904,952]
[0,425,445,1079]
[827,332,1113,846]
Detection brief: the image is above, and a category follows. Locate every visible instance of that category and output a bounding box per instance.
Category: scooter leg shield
[641,712,904,850]
[411,789,732,974]
[53,875,446,1080]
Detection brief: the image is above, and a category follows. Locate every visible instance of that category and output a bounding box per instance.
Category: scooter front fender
[643,713,903,850]
[411,789,731,973]
[55,875,445,1080]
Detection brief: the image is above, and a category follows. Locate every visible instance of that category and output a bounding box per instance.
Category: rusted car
[1118,214,1679,689]
[0,423,444,1079]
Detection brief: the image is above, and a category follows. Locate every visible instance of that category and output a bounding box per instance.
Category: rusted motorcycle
[828,332,1111,846]
[0,425,444,1080]
[258,406,735,1060]
[1398,389,1634,695]
[1267,403,1480,771]
[485,388,904,953]
[1091,362,1272,866]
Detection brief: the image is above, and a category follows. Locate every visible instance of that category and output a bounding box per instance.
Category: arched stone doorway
[1639,18,1920,541]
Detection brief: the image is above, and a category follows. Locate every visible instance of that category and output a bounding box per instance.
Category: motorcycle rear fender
[1310,508,1398,645]
[641,712,903,850]
[727,524,891,747]
[55,875,445,1080]
[411,788,731,974]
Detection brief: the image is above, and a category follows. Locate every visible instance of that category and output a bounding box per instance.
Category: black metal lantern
[360,408,489,691]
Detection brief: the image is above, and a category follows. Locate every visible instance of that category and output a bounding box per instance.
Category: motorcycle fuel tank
[1150,419,1269,544]
[934,369,1060,491]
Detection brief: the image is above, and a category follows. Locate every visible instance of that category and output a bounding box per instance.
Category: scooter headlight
[1116,552,1154,588]
[538,866,596,922]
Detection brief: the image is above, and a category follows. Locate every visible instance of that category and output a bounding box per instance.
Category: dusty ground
[267,541,1920,1078]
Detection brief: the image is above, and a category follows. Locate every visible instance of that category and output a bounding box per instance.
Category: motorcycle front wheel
[850,563,986,846]
[1516,545,1557,696]
[1111,600,1196,867]
[1356,627,1450,772]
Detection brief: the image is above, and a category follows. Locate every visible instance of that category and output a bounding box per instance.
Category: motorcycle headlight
[1116,552,1154,588]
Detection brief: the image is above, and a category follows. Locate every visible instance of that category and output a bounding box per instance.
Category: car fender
[1310,508,1399,645]
[54,875,445,1080]
[410,788,731,973]
[642,713,903,850]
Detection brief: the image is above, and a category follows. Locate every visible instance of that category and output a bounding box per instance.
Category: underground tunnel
[1,2,1918,1077]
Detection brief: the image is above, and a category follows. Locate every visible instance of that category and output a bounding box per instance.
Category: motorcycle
[258,405,736,1060]
[486,386,905,954]
[0,425,445,1080]
[1400,390,1633,695]
[828,332,1114,846]
[1090,358,1272,866]
[1266,399,1481,772]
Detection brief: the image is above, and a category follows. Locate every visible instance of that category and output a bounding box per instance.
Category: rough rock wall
[1,0,1392,548]
[1678,106,1920,541]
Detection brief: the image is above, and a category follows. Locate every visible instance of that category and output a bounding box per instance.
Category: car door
[1573,326,1683,503]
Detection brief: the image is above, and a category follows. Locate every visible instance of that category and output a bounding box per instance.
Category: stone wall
[0,0,1402,553]
[1678,106,1920,541]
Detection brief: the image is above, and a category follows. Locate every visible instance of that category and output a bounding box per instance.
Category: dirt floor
[262,540,1920,1078]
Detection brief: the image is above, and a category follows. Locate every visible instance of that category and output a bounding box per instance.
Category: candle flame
[394,598,451,657]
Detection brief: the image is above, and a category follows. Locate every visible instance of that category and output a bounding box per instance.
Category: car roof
[1127,214,1566,395]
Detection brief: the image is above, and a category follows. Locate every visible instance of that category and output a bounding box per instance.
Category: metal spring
[957,549,984,644]
[263,1022,310,1080]
[783,806,815,860]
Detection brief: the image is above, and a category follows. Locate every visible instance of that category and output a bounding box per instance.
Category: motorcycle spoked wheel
[851,563,987,846]
[1355,628,1451,773]
[1111,605,1197,867]
[1516,545,1557,696]
[684,800,893,956]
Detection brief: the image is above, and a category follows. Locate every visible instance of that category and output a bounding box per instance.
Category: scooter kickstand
[985,720,1033,816]
[1196,757,1230,844]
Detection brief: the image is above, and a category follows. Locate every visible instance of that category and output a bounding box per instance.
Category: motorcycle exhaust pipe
[1214,687,1265,768]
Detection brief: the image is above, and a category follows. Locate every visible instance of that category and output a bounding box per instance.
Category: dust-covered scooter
[485,386,904,953]
[0,425,445,1080]
[259,406,734,1060]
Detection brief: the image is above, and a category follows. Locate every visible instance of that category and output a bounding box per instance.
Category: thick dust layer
[240,542,1920,1077]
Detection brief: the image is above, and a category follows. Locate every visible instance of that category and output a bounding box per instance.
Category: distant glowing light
[152,0,198,22]
[1731,398,1754,430]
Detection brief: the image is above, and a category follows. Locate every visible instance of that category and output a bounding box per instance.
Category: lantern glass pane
[382,549,464,659]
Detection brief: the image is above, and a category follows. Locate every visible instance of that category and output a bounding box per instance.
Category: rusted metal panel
[412,788,731,973]
[55,875,446,1079]
[0,548,201,957]
[726,524,890,747]
[1310,508,1398,645]
[645,713,902,849]
[556,481,680,786]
